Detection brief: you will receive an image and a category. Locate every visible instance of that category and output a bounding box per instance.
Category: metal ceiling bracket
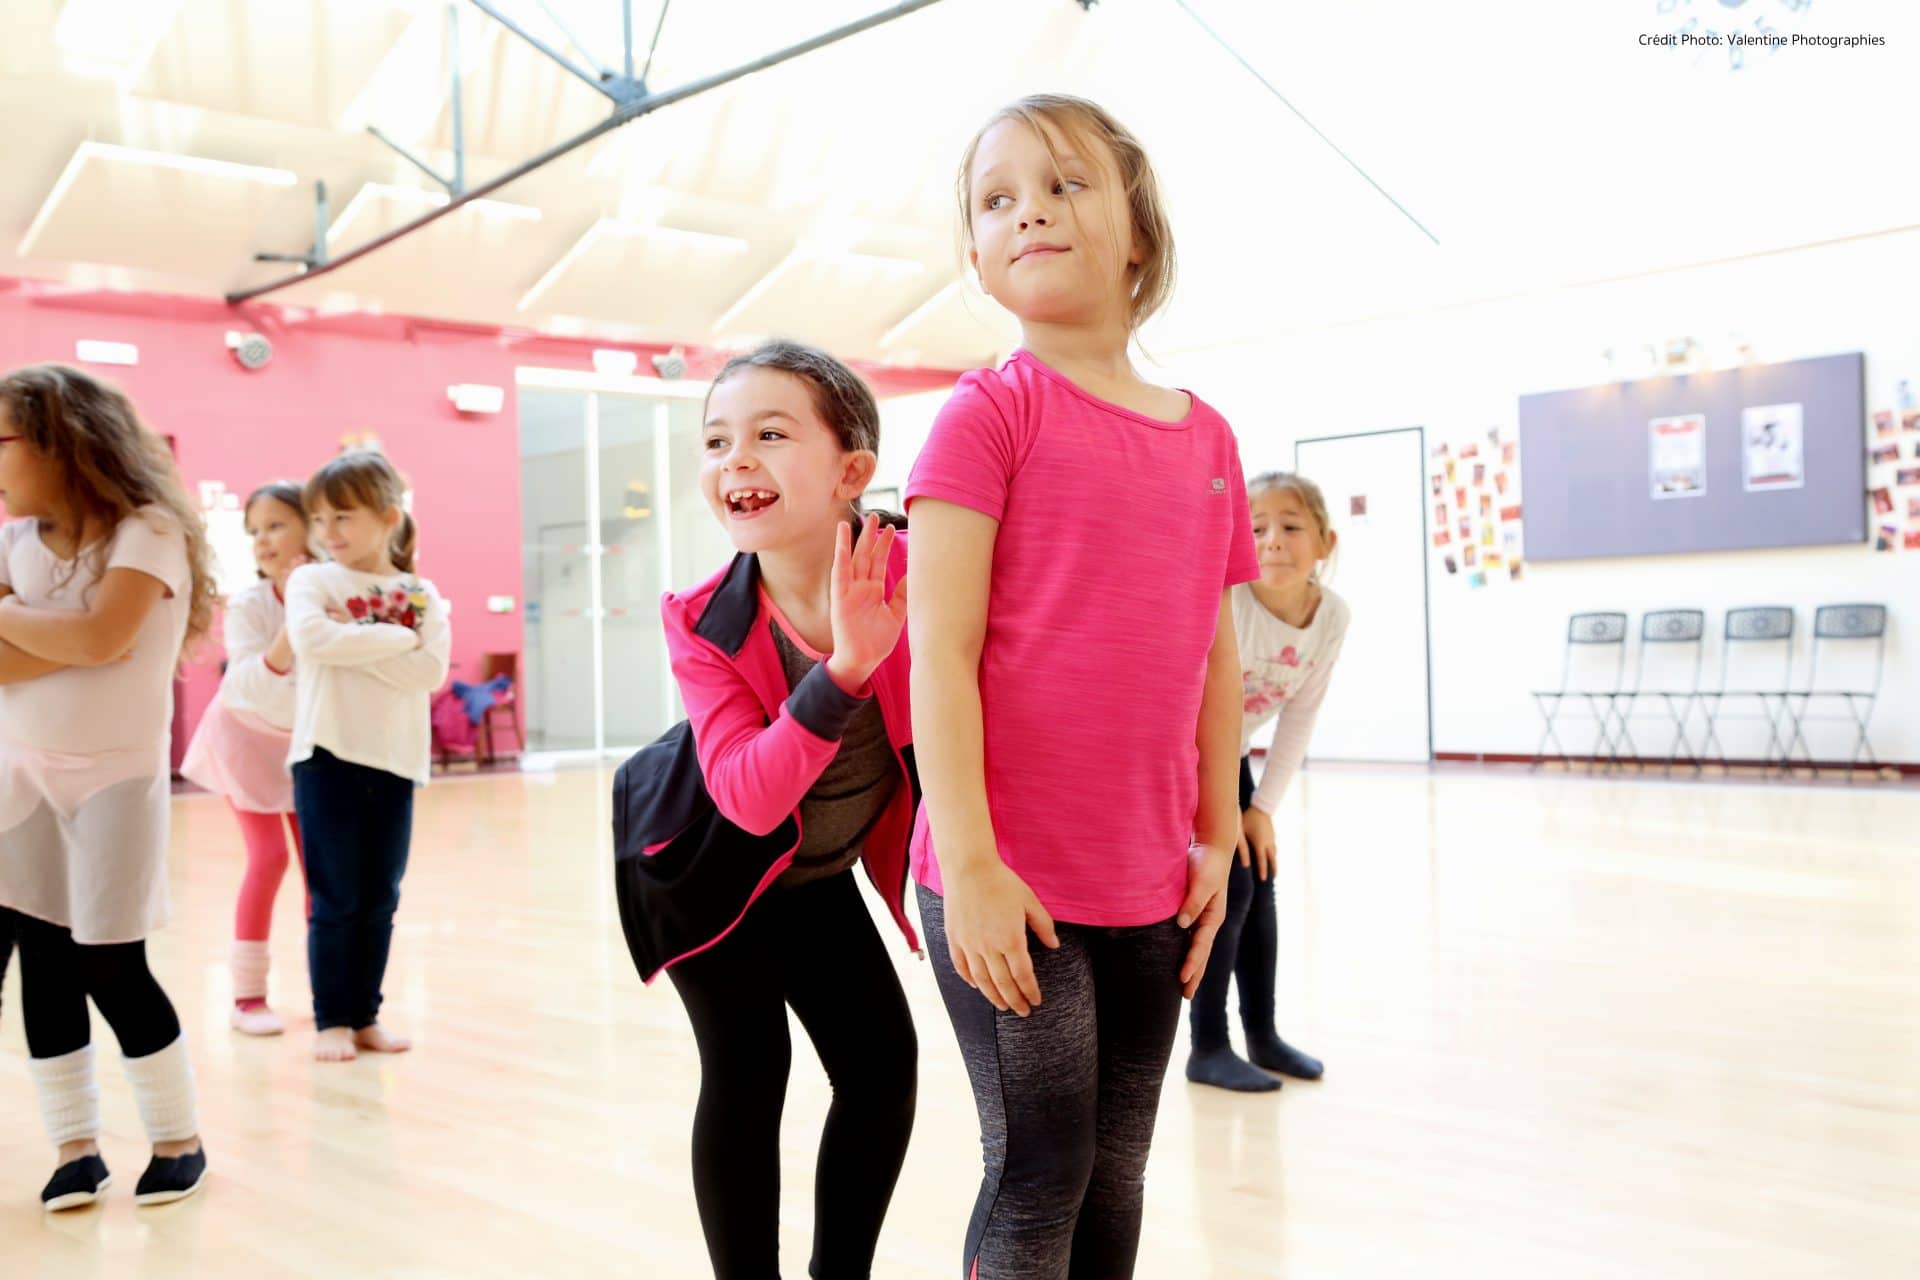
[253,180,331,270]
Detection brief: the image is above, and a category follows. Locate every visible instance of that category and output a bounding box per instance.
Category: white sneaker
[230,1004,285,1036]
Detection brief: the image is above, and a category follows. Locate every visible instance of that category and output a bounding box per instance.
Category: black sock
[1186,1046,1282,1092]
[1246,1032,1323,1080]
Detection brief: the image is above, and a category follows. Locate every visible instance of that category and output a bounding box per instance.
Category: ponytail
[391,511,417,574]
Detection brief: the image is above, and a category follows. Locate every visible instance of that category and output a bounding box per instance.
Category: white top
[0,506,190,943]
[285,562,452,787]
[0,506,190,756]
[1235,582,1350,815]
[215,578,296,731]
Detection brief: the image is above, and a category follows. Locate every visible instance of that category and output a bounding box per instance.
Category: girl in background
[182,481,313,1036]
[1186,471,1346,1093]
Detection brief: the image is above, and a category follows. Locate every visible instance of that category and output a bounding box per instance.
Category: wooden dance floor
[4,765,1918,1277]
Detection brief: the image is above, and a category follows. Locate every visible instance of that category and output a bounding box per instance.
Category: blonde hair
[957,94,1176,333]
[1249,471,1338,577]
[0,363,219,650]
[304,451,417,574]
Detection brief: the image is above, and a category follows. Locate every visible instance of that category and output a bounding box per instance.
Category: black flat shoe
[135,1148,207,1206]
[41,1154,112,1211]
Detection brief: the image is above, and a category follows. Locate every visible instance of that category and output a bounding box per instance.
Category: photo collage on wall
[1431,425,1522,589]
[1868,379,1920,552]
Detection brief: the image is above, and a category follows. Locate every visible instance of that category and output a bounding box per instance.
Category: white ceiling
[3,0,1916,369]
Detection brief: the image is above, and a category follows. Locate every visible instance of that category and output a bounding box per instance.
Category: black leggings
[1190,757,1279,1050]
[920,884,1188,1280]
[5,908,181,1060]
[667,871,917,1280]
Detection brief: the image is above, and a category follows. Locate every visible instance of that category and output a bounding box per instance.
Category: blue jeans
[292,749,413,1031]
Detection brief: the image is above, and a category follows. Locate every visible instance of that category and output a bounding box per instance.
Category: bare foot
[352,1024,411,1054]
[152,1136,201,1159]
[314,1027,358,1062]
[56,1139,101,1165]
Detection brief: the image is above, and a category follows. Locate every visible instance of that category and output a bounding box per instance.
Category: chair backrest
[1717,606,1794,693]
[1556,611,1628,693]
[1631,609,1705,692]
[479,651,519,685]
[1808,603,1887,693]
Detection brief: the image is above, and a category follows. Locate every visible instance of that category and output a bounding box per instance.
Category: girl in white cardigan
[285,451,450,1063]
[182,482,313,1035]
[1187,471,1349,1093]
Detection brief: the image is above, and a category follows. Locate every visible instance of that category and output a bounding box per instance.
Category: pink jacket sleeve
[663,611,866,837]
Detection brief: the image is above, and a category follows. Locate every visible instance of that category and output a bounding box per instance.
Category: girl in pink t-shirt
[906,96,1259,1278]
[180,481,312,1036]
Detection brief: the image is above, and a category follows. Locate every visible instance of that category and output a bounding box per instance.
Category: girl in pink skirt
[181,482,312,1036]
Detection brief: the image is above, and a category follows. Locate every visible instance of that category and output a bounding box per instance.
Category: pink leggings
[231,805,307,942]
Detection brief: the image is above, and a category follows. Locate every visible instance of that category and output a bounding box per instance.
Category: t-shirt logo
[1210,477,1227,492]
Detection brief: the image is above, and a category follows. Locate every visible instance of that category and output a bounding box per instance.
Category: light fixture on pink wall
[448,383,504,414]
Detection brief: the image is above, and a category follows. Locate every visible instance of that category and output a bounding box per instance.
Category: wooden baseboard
[1432,750,1919,777]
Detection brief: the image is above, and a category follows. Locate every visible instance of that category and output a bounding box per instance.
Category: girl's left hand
[1176,842,1233,999]
[825,514,908,693]
[325,605,352,624]
[1242,807,1277,882]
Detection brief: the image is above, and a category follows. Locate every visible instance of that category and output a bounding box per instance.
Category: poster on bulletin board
[1650,414,1707,499]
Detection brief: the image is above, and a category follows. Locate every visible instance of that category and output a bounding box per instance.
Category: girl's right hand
[943,856,1060,1017]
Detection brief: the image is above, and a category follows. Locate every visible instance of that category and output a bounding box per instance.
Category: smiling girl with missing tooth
[622,339,920,1279]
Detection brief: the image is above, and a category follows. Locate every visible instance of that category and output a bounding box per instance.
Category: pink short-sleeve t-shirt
[905,350,1260,925]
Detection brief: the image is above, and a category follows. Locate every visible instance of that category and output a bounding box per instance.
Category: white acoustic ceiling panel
[136,0,414,128]
[876,275,1017,370]
[515,216,789,340]
[18,142,298,281]
[711,249,941,357]
[261,182,549,318]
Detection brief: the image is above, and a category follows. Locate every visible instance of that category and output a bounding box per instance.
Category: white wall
[1158,227,1920,763]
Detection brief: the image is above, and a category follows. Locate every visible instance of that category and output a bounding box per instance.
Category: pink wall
[0,276,961,753]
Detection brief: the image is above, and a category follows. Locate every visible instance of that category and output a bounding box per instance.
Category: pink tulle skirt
[180,700,293,814]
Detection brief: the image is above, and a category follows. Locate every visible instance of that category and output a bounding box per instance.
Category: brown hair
[707,339,901,528]
[244,481,310,580]
[304,451,417,574]
[1249,471,1338,578]
[957,94,1177,332]
[0,363,218,649]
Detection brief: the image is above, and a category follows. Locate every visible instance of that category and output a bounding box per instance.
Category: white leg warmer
[122,1035,200,1144]
[28,1044,101,1147]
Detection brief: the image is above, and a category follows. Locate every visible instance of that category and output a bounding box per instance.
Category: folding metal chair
[1611,609,1706,773]
[1780,603,1887,778]
[1533,612,1628,769]
[1696,606,1795,772]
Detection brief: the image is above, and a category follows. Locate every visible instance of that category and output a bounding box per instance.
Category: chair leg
[480,718,494,766]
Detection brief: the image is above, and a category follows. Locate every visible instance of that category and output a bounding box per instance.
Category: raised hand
[825,513,908,694]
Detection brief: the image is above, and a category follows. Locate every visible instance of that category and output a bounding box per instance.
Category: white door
[1291,429,1432,762]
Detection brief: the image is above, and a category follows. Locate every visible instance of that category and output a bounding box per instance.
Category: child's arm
[359,585,452,692]
[219,591,293,705]
[1178,589,1242,999]
[0,587,64,684]
[670,616,863,837]
[907,498,1059,1017]
[1244,632,1346,877]
[284,568,420,666]
[0,569,166,666]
